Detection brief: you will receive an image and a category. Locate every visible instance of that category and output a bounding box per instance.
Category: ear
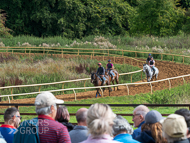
[139,115,144,121]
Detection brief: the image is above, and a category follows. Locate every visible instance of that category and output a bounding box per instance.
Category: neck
[78,122,87,126]
[45,114,54,120]
[4,122,15,127]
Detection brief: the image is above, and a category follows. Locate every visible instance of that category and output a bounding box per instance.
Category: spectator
[132,105,150,139]
[14,91,71,143]
[175,109,190,141]
[135,110,167,143]
[0,133,6,143]
[0,107,20,143]
[69,108,88,143]
[113,115,140,143]
[56,106,75,132]
[162,114,189,143]
[81,103,119,143]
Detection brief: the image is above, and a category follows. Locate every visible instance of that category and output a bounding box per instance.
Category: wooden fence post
[161,54,163,60]
[100,88,103,97]
[73,89,76,101]
[150,83,153,94]
[62,83,64,94]
[172,56,174,62]
[25,48,26,54]
[11,88,13,100]
[84,81,86,92]
[39,85,41,92]
[168,79,171,90]
[122,50,124,56]
[78,49,79,55]
[135,52,137,57]
[108,50,109,56]
[131,74,133,83]
[103,55,104,61]
[126,84,129,95]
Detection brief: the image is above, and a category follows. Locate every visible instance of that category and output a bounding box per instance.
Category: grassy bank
[0,54,143,100]
[1,35,190,64]
[1,82,189,123]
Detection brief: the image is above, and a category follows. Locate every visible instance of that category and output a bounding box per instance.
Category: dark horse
[106,70,119,91]
[91,73,112,98]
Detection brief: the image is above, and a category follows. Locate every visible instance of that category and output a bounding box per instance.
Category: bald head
[76,108,88,125]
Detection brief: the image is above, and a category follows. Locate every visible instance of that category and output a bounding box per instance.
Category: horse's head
[91,72,96,83]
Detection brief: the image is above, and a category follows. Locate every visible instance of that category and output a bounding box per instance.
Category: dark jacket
[135,130,155,143]
[96,66,105,75]
[61,122,75,132]
[147,57,151,63]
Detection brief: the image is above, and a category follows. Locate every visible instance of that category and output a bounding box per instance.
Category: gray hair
[162,131,187,143]
[134,105,150,119]
[113,115,133,136]
[36,104,57,115]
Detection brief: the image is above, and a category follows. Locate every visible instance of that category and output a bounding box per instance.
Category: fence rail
[0,103,189,125]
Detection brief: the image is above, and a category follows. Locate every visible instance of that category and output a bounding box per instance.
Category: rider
[107,59,115,80]
[96,63,106,85]
[149,56,155,74]
[146,53,152,63]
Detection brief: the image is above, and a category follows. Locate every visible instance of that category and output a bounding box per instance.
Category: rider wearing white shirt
[149,57,155,74]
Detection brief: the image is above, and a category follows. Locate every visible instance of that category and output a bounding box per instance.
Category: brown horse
[91,73,112,98]
[106,70,119,91]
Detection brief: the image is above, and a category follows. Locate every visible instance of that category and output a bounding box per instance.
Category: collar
[90,134,113,140]
[1,124,16,129]
[38,115,55,121]
[114,133,132,140]
[74,125,87,130]
[138,121,145,128]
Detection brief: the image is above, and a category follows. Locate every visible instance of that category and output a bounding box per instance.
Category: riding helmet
[108,59,111,62]
[148,53,151,56]
[151,56,153,59]
[98,63,102,66]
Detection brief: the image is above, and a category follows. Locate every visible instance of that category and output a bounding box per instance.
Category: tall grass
[0,54,143,100]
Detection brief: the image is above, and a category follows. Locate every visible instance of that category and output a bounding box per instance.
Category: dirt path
[1,53,190,104]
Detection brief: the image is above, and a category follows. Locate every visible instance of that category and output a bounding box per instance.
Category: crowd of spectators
[0,91,190,143]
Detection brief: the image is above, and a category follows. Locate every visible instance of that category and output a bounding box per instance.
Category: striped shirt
[38,115,71,143]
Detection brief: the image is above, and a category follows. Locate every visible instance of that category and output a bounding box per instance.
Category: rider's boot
[101,78,104,86]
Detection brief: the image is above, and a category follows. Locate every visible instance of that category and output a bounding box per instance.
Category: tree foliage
[0,0,132,38]
[129,0,185,36]
[0,10,12,38]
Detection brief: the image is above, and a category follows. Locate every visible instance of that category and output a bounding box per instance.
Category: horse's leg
[96,89,98,98]
[116,76,119,90]
[112,80,115,91]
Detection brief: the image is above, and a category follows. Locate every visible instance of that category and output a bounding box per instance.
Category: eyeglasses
[132,114,140,119]
[12,115,22,120]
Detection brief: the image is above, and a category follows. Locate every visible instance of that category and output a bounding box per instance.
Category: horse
[143,64,159,82]
[91,73,112,98]
[106,70,119,91]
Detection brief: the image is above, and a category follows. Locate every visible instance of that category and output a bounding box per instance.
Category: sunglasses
[12,115,22,120]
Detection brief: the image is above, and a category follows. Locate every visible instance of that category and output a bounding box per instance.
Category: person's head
[151,57,153,60]
[148,53,151,58]
[132,105,149,127]
[55,106,70,123]
[4,107,21,128]
[113,115,133,136]
[108,59,111,63]
[98,63,102,67]
[76,108,88,126]
[87,103,116,137]
[162,114,188,143]
[35,91,64,119]
[142,110,166,143]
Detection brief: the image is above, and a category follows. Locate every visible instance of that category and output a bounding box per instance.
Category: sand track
[0,53,190,104]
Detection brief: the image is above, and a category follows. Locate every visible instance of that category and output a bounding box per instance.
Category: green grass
[0,54,144,100]
[0,82,189,124]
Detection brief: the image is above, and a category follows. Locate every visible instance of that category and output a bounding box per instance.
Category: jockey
[96,63,106,85]
[149,57,155,74]
[107,59,115,80]
[146,53,152,63]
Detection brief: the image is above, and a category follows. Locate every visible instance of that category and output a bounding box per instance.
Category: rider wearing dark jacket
[96,63,105,85]
[146,53,152,63]
[107,59,114,80]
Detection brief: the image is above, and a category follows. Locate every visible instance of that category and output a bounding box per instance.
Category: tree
[129,0,185,36]
[0,10,12,38]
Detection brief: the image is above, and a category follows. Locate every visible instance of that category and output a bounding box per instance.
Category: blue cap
[148,53,151,56]
[108,59,111,62]
[145,110,164,124]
